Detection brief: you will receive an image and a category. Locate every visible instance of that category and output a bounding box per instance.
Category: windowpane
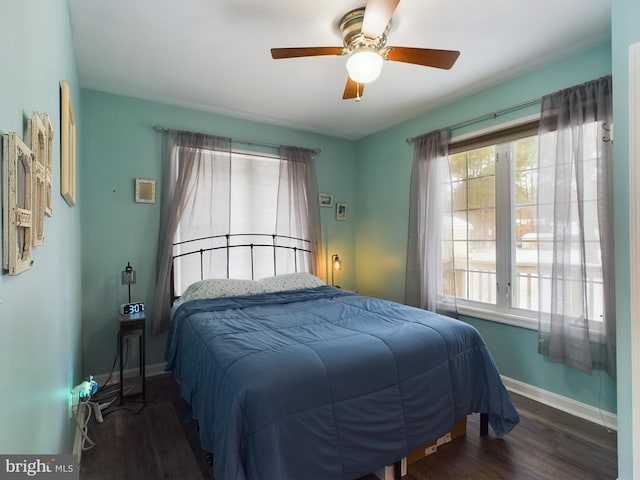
[468,241,496,273]
[513,136,540,312]
[467,209,495,241]
[468,147,495,178]
[467,271,497,304]
[174,150,289,293]
[449,153,468,181]
[446,146,496,307]
[468,177,495,209]
[451,180,467,212]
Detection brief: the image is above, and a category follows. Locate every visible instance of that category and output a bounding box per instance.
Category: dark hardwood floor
[79,373,617,480]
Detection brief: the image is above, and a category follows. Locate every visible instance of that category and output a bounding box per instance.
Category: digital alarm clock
[120,301,145,319]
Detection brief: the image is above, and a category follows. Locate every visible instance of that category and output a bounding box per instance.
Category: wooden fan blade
[362,0,400,38]
[343,77,365,100]
[386,47,460,69]
[271,47,343,59]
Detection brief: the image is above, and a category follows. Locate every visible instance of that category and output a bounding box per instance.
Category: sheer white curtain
[151,132,231,334]
[405,129,457,315]
[276,146,323,278]
[150,132,322,334]
[536,76,615,377]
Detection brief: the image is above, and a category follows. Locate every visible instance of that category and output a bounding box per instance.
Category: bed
[165,270,520,480]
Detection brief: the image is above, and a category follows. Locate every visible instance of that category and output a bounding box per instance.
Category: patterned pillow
[181,278,265,302]
[258,272,325,293]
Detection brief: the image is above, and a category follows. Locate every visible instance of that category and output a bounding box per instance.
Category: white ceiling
[67,0,611,140]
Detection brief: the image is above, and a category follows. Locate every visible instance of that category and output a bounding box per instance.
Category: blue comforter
[166,286,519,480]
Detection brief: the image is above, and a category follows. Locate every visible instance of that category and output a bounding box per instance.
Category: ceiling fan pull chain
[356,82,361,102]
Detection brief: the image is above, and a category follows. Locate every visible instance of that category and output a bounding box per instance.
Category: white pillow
[258,272,325,293]
[180,278,266,302]
[172,278,266,315]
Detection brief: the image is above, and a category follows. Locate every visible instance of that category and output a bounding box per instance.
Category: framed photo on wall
[336,202,347,221]
[135,178,156,203]
[319,192,334,207]
[60,80,76,206]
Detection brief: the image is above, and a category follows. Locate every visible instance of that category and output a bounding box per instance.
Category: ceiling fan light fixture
[346,48,383,84]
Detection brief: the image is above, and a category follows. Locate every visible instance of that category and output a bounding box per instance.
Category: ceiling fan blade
[386,47,460,69]
[343,77,365,100]
[361,0,400,38]
[271,47,343,59]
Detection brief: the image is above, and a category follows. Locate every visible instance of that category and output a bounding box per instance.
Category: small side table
[118,314,146,404]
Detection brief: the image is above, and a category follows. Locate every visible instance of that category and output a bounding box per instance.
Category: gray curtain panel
[151,132,232,334]
[536,75,615,377]
[150,133,322,334]
[405,128,457,316]
[276,146,323,278]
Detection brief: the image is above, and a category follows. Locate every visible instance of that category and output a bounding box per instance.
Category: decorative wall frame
[319,192,334,207]
[135,178,156,203]
[2,133,34,275]
[60,80,76,206]
[336,202,348,221]
[43,113,54,216]
[29,112,47,246]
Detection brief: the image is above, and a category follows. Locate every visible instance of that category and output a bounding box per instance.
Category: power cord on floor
[101,399,147,419]
[94,331,122,396]
[87,326,147,422]
[74,402,96,451]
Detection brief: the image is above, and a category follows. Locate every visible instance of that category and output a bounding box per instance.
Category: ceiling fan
[270,0,460,101]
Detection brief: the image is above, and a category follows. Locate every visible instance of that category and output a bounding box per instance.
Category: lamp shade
[346,48,383,84]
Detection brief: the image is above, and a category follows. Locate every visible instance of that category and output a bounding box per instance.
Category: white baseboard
[92,362,168,388]
[501,375,617,431]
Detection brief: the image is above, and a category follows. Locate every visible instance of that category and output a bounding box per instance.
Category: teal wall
[80,90,357,375]
[0,1,82,454]
[80,42,620,416]
[354,41,616,413]
[611,1,640,478]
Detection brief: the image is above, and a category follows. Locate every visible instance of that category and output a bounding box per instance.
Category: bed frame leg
[393,460,402,479]
[480,413,489,436]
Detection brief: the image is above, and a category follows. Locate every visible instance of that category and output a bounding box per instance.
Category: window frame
[447,116,541,330]
[172,146,302,296]
[447,115,606,338]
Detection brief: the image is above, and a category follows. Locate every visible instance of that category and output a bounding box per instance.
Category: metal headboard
[171,233,313,302]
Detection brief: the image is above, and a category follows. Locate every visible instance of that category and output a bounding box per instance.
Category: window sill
[456,305,607,343]
[456,304,538,331]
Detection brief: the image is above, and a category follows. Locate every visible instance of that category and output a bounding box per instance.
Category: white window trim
[449,113,606,339]
[457,302,538,330]
[450,113,540,144]
[452,114,539,326]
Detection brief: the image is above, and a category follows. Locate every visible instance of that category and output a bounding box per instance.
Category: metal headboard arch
[171,233,313,302]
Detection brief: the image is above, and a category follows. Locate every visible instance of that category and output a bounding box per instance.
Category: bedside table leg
[141,327,145,400]
[119,331,124,405]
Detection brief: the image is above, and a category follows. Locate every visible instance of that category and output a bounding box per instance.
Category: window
[172,148,310,295]
[445,125,605,330]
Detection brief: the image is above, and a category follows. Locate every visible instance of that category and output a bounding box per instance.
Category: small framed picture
[135,178,156,203]
[336,203,347,221]
[319,192,334,208]
[60,80,76,207]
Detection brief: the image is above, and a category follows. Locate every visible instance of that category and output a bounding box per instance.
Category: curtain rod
[405,97,541,144]
[153,125,321,154]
